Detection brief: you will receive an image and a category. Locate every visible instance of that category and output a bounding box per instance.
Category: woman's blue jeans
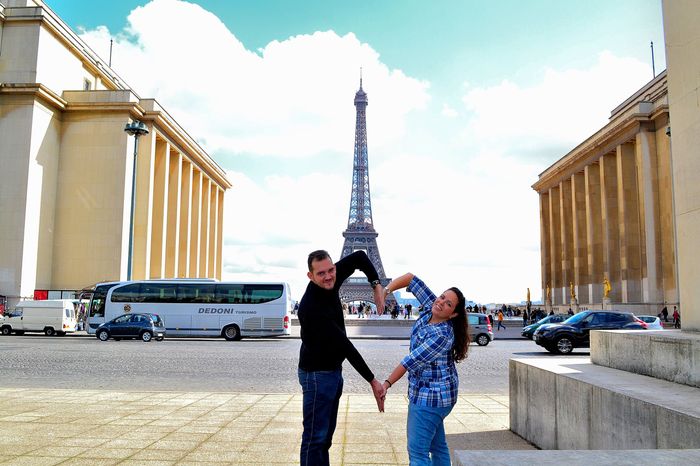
[407,402,454,466]
[298,368,343,466]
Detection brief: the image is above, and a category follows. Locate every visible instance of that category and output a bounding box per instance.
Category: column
[635,128,661,304]
[617,142,642,303]
[207,184,217,278]
[164,149,181,277]
[572,172,588,303]
[189,170,202,277]
[600,152,620,302]
[149,138,169,279]
[549,186,561,304]
[132,129,155,280]
[540,192,551,304]
[560,180,573,305]
[178,160,192,277]
[585,163,604,303]
[198,178,211,277]
[217,188,224,280]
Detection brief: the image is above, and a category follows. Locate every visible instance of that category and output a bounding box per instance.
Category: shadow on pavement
[447,429,537,450]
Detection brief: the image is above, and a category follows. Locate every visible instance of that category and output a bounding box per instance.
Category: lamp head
[124,120,149,137]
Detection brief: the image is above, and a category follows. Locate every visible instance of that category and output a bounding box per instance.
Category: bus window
[177,283,215,303]
[141,283,176,303]
[244,284,283,304]
[215,284,244,304]
[111,283,141,302]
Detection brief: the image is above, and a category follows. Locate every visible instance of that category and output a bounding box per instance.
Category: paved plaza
[0,388,533,465]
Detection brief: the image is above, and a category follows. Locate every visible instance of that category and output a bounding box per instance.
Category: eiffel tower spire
[339,76,393,305]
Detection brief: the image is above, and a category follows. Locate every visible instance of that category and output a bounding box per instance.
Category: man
[298,249,386,466]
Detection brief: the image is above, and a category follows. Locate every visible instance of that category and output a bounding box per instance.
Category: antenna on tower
[650,41,656,78]
[109,38,113,67]
[360,66,363,89]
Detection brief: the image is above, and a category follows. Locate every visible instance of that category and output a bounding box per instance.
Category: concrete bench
[454,449,700,466]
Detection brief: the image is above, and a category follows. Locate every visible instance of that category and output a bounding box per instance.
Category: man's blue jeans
[298,368,343,466]
[407,402,454,466]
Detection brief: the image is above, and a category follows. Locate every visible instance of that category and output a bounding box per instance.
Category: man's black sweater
[297,251,379,382]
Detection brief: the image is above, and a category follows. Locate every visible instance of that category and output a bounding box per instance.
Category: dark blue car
[96,313,165,342]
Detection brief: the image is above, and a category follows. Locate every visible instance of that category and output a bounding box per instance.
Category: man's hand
[370,378,385,412]
[374,286,385,316]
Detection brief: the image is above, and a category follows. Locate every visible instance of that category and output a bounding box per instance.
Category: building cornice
[0,82,66,109]
[532,75,670,194]
[2,1,131,93]
[141,108,232,190]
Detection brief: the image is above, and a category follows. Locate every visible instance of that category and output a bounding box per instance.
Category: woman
[381,273,469,466]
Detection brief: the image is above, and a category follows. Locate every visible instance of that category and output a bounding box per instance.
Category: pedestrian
[358,302,365,319]
[673,306,680,329]
[497,310,506,331]
[522,309,529,326]
[567,307,574,316]
[380,273,469,466]
[297,250,386,466]
[405,303,412,319]
[661,306,669,322]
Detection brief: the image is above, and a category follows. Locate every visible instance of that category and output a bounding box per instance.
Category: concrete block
[510,357,700,450]
[591,330,700,387]
[454,449,700,466]
[555,375,589,449]
[656,405,700,448]
[525,365,557,449]
[589,387,656,449]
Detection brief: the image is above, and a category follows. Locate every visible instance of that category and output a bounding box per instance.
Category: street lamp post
[124,120,149,281]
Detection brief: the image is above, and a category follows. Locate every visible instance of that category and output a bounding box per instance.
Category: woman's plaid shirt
[400,276,458,407]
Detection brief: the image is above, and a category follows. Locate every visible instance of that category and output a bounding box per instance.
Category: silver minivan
[468,312,494,346]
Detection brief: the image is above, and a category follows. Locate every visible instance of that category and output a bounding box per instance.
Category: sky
[47,0,666,304]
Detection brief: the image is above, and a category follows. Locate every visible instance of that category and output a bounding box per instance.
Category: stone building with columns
[532,71,677,314]
[0,0,231,307]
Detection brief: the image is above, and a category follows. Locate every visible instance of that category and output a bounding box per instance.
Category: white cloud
[78,1,655,303]
[460,51,652,160]
[79,0,429,159]
[441,103,459,118]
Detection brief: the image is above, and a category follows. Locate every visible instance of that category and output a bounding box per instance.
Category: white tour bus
[84,279,291,340]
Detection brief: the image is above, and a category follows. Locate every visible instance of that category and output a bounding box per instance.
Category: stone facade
[532,73,676,314]
[0,0,231,306]
[663,0,700,331]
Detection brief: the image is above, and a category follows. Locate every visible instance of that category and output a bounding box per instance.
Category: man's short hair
[308,250,331,271]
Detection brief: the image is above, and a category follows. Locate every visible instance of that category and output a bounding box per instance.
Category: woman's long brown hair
[448,287,470,362]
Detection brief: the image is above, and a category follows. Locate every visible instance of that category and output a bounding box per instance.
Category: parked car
[522,313,568,339]
[637,315,664,330]
[95,313,165,342]
[468,312,494,346]
[533,310,646,354]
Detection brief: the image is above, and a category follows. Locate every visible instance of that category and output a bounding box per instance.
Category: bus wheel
[1,326,11,336]
[44,327,55,336]
[223,325,241,341]
[141,331,153,342]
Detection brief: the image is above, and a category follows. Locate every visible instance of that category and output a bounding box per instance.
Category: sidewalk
[0,387,534,465]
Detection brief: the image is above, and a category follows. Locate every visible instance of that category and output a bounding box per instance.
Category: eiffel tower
[339,76,394,306]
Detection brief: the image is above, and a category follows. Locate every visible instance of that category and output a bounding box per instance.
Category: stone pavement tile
[193,440,245,452]
[160,431,211,443]
[76,447,140,460]
[0,456,66,465]
[128,448,189,462]
[56,460,120,466]
[174,424,220,434]
[180,448,245,463]
[99,437,157,449]
[119,461,176,466]
[344,451,398,463]
[23,446,89,458]
[147,439,200,451]
[239,447,299,463]
[118,429,170,441]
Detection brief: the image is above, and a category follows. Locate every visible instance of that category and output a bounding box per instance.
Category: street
[0,334,589,394]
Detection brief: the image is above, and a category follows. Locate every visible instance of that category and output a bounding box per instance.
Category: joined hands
[370,379,386,412]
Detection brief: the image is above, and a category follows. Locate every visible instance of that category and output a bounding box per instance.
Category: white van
[1,300,77,336]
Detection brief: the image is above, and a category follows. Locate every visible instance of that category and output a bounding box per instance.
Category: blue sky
[46,0,666,303]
